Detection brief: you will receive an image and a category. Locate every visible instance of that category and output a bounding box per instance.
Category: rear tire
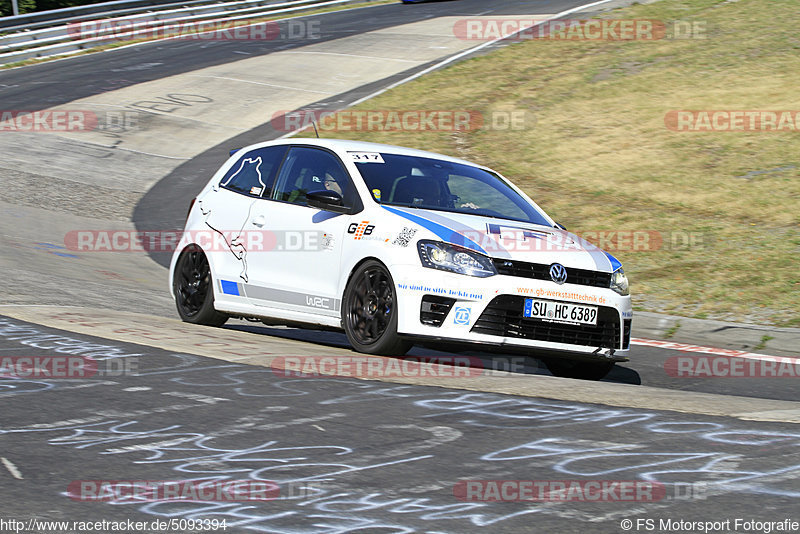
[544,359,614,380]
[342,260,412,356]
[173,245,228,327]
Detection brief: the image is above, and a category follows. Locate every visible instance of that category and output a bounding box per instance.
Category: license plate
[523,299,598,326]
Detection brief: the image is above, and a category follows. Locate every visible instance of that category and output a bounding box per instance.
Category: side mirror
[307,190,351,214]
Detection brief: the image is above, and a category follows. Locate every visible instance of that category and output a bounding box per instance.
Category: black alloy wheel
[174,245,228,327]
[343,260,411,355]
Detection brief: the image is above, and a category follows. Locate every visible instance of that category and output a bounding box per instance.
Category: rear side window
[220,146,287,198]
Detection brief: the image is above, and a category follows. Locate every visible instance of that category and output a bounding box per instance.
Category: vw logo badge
[549,263,568,285]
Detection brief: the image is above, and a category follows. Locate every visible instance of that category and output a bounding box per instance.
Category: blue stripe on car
[381,205,487,254]
[220,280,240,295]
[604,251,622,271]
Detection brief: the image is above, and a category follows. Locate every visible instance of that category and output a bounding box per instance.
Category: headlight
[417,240,497,278]
[610,268,630,296]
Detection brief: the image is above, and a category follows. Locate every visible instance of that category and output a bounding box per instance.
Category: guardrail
[0,0,202,31]
[0,0,371,66]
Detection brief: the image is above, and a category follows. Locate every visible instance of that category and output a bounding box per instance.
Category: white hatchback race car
[169,138,632,379]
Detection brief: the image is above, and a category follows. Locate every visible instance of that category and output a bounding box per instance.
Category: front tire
[544,359,615,380]
[342,260,412,356]
[173,245,228,327]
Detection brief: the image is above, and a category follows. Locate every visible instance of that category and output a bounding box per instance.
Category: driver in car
[323,172,343,196]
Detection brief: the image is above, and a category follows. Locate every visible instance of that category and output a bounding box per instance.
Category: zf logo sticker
[453,307,471,325]
[348,221,375,240]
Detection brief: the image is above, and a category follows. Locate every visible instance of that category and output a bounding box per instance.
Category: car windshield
[353,153,552,226]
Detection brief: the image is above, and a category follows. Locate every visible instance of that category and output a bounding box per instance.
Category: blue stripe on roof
[381,205,487,254]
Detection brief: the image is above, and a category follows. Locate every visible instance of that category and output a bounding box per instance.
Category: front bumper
[391,264,632,362]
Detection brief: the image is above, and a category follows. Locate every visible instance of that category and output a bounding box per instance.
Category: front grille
[420,295,456,327]
[471,295,621,349]
[492,258,612,288]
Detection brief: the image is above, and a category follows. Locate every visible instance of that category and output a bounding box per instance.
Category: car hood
[380,205,621,273]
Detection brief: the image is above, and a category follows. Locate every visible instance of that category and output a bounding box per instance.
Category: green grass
[753,334,774,351]
[663,320,681,339]
[297,0,800,326]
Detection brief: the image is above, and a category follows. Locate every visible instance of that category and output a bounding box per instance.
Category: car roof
[240,138,482,168]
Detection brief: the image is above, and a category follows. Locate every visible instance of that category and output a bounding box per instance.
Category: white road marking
[185,74,334,94]
[282,51,419,63]
[1,457,23,480]
[312,424,326,431]
[0,304,80,307]
[44,137,193,160]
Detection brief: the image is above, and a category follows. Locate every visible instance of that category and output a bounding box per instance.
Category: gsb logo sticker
[347,221,374,240]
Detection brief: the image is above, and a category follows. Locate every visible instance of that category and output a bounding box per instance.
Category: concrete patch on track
[0,201,174,313]
[0,165,158,220]
[0,133,180,193]
[2,305,800,423]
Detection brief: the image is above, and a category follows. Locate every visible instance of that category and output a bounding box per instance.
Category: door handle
[251,215,266,227]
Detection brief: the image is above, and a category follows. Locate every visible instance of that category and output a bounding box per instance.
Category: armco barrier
[0,0,371,66]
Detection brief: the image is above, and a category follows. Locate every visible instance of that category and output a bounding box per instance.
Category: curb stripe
[632,338,800,364]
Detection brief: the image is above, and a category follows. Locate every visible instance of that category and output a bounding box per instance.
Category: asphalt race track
[1,0,800,532]
[1,315,800,533]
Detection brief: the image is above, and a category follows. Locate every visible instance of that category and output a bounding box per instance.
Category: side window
[272,147,352,206]
[219,146,286,198]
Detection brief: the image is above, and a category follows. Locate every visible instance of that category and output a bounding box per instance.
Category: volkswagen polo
[169,138,632,379]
